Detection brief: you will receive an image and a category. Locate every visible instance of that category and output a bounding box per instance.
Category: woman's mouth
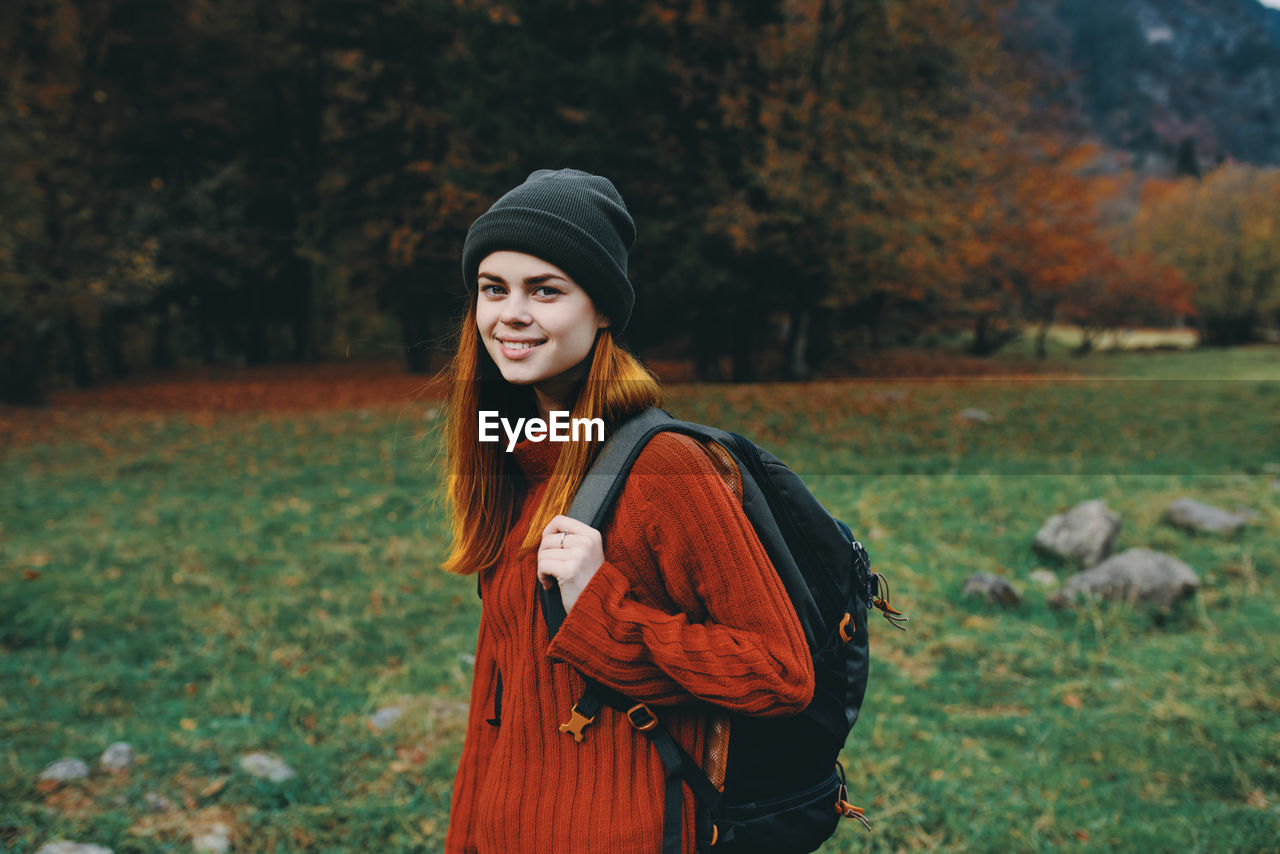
[497,338,546,360]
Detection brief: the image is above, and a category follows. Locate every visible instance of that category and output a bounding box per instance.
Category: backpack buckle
[626,703,659,732]
[558,704,596,743]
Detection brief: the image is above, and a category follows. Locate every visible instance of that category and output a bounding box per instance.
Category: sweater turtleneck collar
[511,438,563,482]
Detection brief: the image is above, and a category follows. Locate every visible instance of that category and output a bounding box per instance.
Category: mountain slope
[1012,0,1280,167]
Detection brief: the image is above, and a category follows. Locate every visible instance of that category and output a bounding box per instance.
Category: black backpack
[539,407,907,854]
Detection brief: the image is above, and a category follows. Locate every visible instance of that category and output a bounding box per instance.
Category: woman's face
[476,251,609,412]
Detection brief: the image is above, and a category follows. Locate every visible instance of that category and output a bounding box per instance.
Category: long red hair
[439,301,663,576]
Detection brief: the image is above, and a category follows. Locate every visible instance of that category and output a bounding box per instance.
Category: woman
[442,168,814,853]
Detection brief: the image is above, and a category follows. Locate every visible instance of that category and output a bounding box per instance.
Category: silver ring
[560,531,567,549]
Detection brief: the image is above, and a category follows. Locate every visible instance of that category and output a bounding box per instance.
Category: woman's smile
[496,337,548,359]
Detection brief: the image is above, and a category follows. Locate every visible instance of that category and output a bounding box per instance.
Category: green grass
[2,350,1278,852]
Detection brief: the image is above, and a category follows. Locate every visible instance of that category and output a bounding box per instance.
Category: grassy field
[2,348,1278,852]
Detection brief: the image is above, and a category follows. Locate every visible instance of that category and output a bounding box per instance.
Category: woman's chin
[494,365,540,386]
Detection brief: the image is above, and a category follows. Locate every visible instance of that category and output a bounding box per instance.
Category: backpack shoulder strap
[539,406,674,638]
[565,406,677,529]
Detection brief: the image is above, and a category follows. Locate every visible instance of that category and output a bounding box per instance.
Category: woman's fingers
[541,515,600,542]
[536,516,605,612]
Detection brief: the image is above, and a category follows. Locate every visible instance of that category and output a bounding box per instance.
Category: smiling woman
[435,169,814,854]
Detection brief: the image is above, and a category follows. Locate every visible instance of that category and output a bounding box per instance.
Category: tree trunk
[730,297,759,382]
[692,300,722,381]
[244,282,270,366]
[152,305,174,369]
[64,311,95,388]
[290,256,314,361]
[100,308,130,378]
[394,269,431,374]
[860,290,886,351]
[1,326,54,404]
[197,308,217,366]
[971,314,990,356]
[784,304,810,380]
[970,313,1019,356]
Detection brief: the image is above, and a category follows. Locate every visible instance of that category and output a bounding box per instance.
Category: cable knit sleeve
[545,432,814,716]
[445,597,500,854]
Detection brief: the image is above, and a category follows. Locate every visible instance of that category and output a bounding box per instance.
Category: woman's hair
[439,301,663,576]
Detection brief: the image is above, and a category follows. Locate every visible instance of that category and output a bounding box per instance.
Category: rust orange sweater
[445,431,815,854]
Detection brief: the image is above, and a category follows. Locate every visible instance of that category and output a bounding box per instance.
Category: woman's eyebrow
[477,272,568,284]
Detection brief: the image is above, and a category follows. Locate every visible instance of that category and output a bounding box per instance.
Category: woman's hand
[537,515,605,613]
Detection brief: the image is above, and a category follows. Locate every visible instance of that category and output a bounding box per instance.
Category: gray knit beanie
[462,168,637,331]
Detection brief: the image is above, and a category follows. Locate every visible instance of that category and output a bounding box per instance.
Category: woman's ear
[597,314,611,330]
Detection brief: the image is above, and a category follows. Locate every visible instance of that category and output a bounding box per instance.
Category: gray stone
[958,408,993,422]
[239,751,296,782]
[368,706,404,732]
[962,573,1022,606]
[36,843,114,854]
[192,822,232,854]
[1033,500,1121,567]
[1164,498,1250,535]
[143,791,172,812]
[38,758,90,782]
[1050,548,1199,610]
[1028,569,1060,588]
[100,742,133,771]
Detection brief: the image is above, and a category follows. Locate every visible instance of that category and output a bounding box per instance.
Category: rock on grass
[1050,548,1199,611]
[192,821,232,853]
[1028,569,1059,588]
[36,843,114,854]
[1164,498,1251,535]
[367,705,404,732]
[37,758,90,782]
[962,573,1022,606]
[1033,499,1120,567]
[238,751,296,782]
[100,742,133,771]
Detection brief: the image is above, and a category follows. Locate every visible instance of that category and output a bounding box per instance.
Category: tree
[1128,164,1280,345]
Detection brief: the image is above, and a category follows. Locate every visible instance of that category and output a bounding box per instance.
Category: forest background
[4,0,1280,404]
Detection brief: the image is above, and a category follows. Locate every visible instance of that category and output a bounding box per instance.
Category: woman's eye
[533,286,561,298]
[480,284,505,297]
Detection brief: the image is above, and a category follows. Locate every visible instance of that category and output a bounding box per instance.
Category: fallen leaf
[201,777,228,798]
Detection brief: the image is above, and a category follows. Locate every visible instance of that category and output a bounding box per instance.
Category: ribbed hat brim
[462,206,634,330]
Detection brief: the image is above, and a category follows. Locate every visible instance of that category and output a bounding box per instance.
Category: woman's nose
[498,291,533,325]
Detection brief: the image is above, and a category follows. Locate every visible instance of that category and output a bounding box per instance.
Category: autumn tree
[1058,249,1194,354]
[1128,164,1280,345]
